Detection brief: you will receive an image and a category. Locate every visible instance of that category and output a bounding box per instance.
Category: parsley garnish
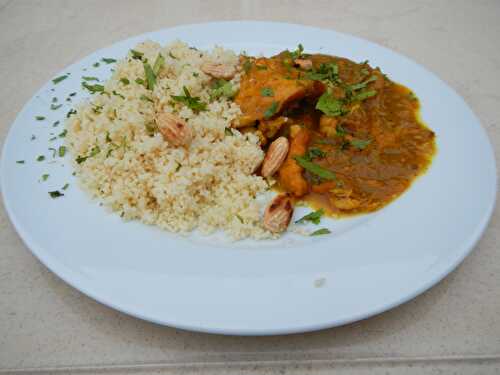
[140,94,153,103]
[120,78,130,85]
[210,79,236,99]
[82,82,104,93]
[263,101,279,119]
[307,63,339,83]
[260,87,274,97]
[48,190,64,198]
[305,147,327,160]
[82,76,99,81]
[294,156,336,180]
[130,49,144,60]
[135,78,145,86]
[101,58,117,64]
[36,155,45,161]
[242,59,253,73]
[143,62,156,90]
[310,228,331,236]
[35,116,45,121]
[295,208,324,225]
[316,92,347,117]
[52,75,68,84]
[171,86,207,112]
[290,43,304,60]
[112,90,125,99]
[347,75,377,92]
[41,174,49,181]
[152,54,165,75]
[58,146,66,157]
[351,90,377,102]
[350,139,372,150]
[58,129,68,138]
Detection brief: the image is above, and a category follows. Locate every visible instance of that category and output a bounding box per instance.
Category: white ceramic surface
[0,21,496,335]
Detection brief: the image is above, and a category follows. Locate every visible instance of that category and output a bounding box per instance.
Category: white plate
[1,22,496,335]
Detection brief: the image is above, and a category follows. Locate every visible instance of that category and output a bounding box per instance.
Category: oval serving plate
[0,21,496,335]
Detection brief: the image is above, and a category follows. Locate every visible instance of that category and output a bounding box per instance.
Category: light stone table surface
[0,1,499,374]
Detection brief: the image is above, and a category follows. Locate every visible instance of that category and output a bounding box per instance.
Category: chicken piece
[234,56,324,127]
[278,127,311,197]
[319,115,338,137]
[258,116,289,139]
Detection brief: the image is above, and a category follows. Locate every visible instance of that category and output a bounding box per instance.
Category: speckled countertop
[0,1,499,374]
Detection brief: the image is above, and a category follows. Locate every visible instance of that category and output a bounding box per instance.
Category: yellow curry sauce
[235,49,436,217]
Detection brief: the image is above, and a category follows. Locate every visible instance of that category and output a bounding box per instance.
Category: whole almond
[156,112,192,147]
[201,62,236,80]
[261,136,289,177]
[294,58,313,70]
[263,194,294,233]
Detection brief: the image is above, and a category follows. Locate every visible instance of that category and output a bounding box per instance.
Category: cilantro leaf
[101,58,117,64]
[310,228,331,236]
[52,75,68,84]
[143,62,156,90]
[295,208,324,225]
[316,92,347,117]
[48,191,64,198]
[211,79,236,99]
[294,156,336,180]
[171,86,207,112]
[350,139,372,150]
[82,82,105,93]
[263,101,279,119]
[260,87,274,97]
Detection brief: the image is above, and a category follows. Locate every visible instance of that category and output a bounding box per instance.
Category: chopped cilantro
[48,190,64,198]
[120,77,130,85]
[305,147,327,160]
[82,76,99,81]
[152,54,165,75]
[112,90,125,99]
[82,82,104,93]
[36,155,45,161]
[192,72,199,77]
[41,174,49,181]
[52,75,68,84]
[306,63,339,83]
[143,62,156,90]
[295,208,324,225]
[66,109,77,118]
[408,92,418,101]
[101,58,117,64]
[310,228,331,236]
[210,79,236,99]
[48,147,57,158]
[140,94,154,103]
[316,92,347,117]
[52,121,60,127]
[294,156,337,180]
[347,75,377,92]
[351,90,377,102]
[58,145,66,157]
[35,116,45,121]
[58,129,68,138]
[92,62,100,67]
[171,86,207,112]
[62,183,69,190]
[50,104,62,110]
[69,92,77,97]
[16,160,25,164]
[30,134,36,140]
[52,97,58,103]
[130,49,144,60]
[336,123,347,136]
[135,78,145,86]
[242,59,253,73]
[260,87,274,97]
[263,101,279,119]
[350,139,372,150]
[290,43,304,60]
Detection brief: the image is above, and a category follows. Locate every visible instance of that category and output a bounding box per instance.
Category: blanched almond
[201,62,236,80]
[263,194,293,233]
[294,58,313,70]
[156,112,192,147]
[261,136,289,177]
